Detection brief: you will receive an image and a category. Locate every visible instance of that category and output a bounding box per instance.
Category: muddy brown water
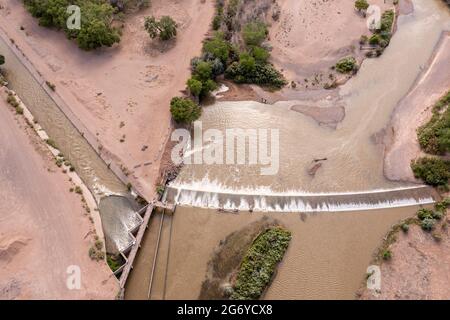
[125,0,450,300]
[127,205,431,300]
[170,0,450,197]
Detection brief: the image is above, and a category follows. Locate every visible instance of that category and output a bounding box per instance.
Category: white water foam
[167,177,436,212]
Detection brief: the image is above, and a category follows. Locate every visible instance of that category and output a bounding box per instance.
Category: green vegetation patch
[107,253,124,272]
[144,16,177,41]
[416,200,449,232]
[335,56,357,74]
[411,157,450,188]
[417,91,450,154]
[23,0,120,50]
[170,97,201,124]
[231,227,291,300]
[354,0,369,12]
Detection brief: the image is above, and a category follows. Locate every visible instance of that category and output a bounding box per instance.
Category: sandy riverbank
[270,0,389,81]
[219,0,395,104]
[0,93,117,299]
[383,32,450,183]
[0,0,214,200]
[359,213,450,300]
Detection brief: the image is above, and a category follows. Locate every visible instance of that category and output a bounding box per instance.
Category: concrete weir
[165,185,439,212]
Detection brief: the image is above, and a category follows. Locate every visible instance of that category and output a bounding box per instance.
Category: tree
[0,55,4,66]
[76,2,121,50]
[187,78,202,97]
[238,53,256,74]
[23,0,120,50]
[411,157,450,187]
[250,46,269,63]
[170,97,201,123]
[355,0,369,12]
[201,79,218,97]
[194,61,213,82]
[203,33,230,63]
[144,16,177,41]
[242,22,267,47]
[335,56,357,73]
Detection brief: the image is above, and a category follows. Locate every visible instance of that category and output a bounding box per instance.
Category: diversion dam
[121,0,450,300]
[0,32,142,256]
[165,185,439,212]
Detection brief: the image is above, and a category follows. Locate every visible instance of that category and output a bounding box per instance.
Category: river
[125,0,450,299]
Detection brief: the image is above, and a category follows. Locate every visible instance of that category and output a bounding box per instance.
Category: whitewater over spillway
[166,179,438,212]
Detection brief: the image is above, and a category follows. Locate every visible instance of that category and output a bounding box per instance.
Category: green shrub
[421,218,436,231]
[144,16,177,41]
[250,46,270,63]
[170,97,201,124]
[382,249,392,260]
[380,10,395,33]
[212,15,222,31]
[432,210,444,220]
[401,223,409,233]
[435,198,450,212]
[156,185,165,196]
[107,254,122,272]
[194,61,213,82]
[411,157,450,187]
[0,54,4,65]
[417,208,434,220]
[369,34,381,45]
[203,33,230,63]
[24,0,120,50]
[238,52,256,73]
[335,56,357,74]
[417,91,450,154]
[242,21,268,46]
[355,0,369,11]
[225,60,286,88]
[187,78,202,97]
[231,227,291,300]
[201,79,218,97]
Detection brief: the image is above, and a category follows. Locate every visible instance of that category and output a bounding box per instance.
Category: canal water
[0,35,141,254]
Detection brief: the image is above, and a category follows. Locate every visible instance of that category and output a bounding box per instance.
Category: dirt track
[0,96,117,299]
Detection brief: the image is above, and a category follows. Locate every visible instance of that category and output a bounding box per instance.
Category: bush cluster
[231,227,291,300]
[413,92,450,188]
[144,16,177,41]
[335,56,357,74]
[23,0,120,50]
[417,91,450,154]
[411,157,450,187]
[416,199,449,231]
[170,97,201,124]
